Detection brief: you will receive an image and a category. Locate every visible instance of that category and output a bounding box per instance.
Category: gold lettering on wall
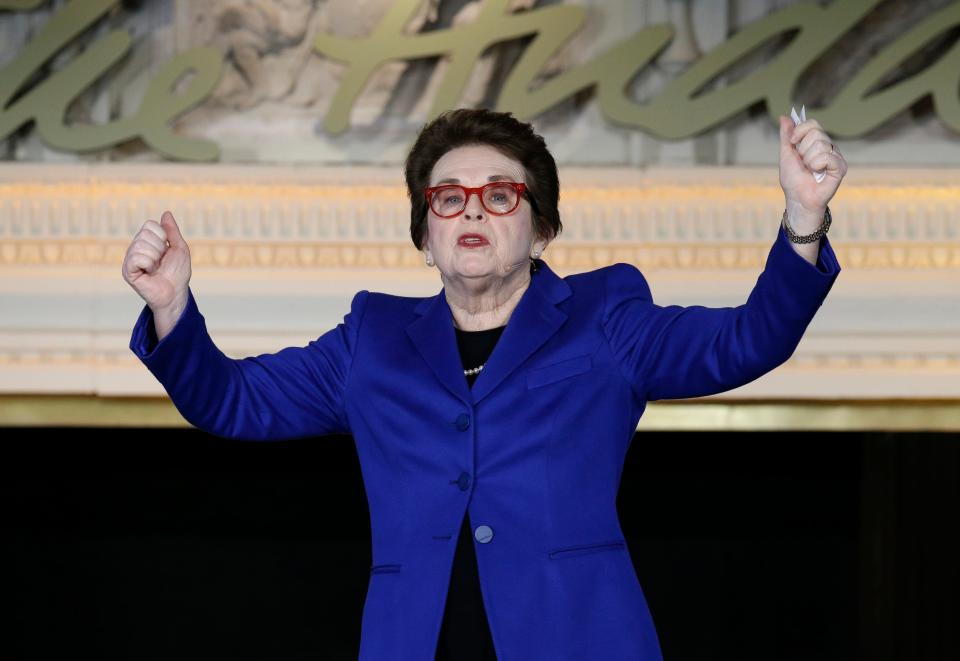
[0,0,222,160]
[2,0,958,160]
[315,0,960,138]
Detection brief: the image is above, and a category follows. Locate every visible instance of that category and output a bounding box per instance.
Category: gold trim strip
[641,399,960,432]
[1,239,957,269]
[2,396,957,431]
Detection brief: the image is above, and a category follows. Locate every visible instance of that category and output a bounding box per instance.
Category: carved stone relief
[2,0,958,165]
[183,0,442,121]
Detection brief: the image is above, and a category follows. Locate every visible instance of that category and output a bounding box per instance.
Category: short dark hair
[404,108,562,250]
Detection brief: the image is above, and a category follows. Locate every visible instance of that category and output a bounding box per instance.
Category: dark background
[4,429,957,660]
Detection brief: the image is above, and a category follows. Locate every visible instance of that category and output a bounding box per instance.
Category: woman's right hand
[121,210,192,314]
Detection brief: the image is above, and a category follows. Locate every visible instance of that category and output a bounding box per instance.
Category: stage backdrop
[1,0,958,428]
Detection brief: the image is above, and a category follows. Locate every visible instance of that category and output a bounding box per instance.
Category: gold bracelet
[782,206,832,244]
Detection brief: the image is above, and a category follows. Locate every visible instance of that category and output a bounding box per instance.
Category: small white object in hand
[790,105,826,183]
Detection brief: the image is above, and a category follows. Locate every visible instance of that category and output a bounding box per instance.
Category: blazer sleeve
[129,287,368,440]
[602,223,841,402]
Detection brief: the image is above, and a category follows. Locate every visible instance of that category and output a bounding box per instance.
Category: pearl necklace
[463,364,485,376]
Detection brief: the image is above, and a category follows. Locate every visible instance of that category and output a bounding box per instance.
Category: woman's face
[423,144,541,284]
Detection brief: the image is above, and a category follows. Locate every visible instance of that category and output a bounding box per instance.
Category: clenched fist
[122,211,192,337]
[778,114,847,225]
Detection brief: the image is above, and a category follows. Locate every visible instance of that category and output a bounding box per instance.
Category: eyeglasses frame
[424,181,528,219]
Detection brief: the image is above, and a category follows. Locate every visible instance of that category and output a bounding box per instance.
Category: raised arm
[602,109,846,402]
[123,211,366,440]
[602,223,840,402]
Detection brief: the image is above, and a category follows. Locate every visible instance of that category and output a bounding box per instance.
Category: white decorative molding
[1,163,958,401]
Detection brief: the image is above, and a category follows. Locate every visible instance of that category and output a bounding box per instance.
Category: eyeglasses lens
[483,184,519,213]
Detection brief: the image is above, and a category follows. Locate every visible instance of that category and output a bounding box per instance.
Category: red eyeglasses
[424,181,527,218]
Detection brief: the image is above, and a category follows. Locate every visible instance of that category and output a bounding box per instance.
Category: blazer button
[456,472,470,491]
[474,524,493,544]
[455,413,470,431]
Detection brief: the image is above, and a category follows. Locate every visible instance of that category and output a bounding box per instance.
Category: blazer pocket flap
[369,563,402,574]
[548,539,626,560]
[527,354,592,389]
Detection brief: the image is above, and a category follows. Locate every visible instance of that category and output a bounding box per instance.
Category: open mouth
[458,234,489,247]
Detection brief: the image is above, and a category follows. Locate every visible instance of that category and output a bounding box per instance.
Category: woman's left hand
[778,114,848,226]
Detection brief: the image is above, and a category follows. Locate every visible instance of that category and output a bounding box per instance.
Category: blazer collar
[406,259,572,406]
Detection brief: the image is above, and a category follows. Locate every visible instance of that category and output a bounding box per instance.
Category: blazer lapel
[470,260,571,404]
[406,260,572,406]
[406,289,473,406]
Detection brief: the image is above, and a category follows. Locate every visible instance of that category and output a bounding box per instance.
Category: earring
[425,254,434,267]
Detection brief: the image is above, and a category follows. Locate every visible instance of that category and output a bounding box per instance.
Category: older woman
[123,109,845,660]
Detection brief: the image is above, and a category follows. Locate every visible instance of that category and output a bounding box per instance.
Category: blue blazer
[131,223,840,660]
